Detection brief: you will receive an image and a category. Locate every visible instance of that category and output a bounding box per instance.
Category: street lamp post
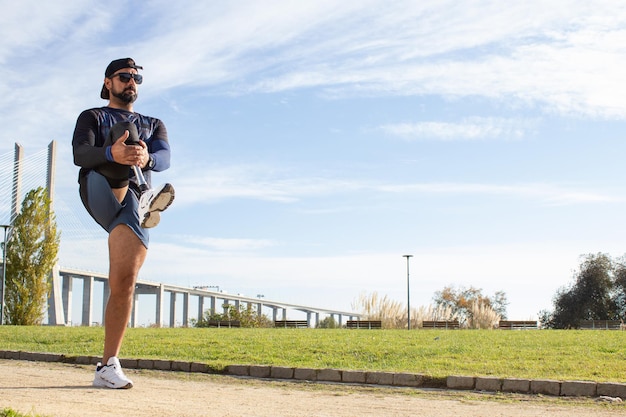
[403,254,413,330]
[0,225,11,326]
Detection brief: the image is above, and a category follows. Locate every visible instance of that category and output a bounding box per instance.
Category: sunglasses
[109,72,143,84]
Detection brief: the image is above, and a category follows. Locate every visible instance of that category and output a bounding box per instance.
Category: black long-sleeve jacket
[72,106,170,188]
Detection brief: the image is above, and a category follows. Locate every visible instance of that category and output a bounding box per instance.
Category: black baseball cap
[100,58,143,99]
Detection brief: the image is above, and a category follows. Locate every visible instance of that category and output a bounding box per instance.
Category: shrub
[317,316,339,328]
[194,303,272,328]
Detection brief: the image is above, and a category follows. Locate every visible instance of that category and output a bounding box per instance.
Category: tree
[541,253,620,329]
[433,285,508,327]
[612,257,626,317]
[316,316,339,329]
[4,187,60,325]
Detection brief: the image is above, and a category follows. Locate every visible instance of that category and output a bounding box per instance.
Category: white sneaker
[93,357,133,389]
[138,183,175,228]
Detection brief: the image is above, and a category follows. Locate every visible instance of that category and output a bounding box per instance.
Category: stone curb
[2,350,625,400]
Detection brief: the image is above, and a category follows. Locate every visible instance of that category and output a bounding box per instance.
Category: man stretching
[72,58,175,389]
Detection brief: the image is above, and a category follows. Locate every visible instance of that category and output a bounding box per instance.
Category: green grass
[1,326,626,383]
[1,409,47,417]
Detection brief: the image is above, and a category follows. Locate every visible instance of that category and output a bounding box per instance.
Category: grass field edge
[2,349,625,401]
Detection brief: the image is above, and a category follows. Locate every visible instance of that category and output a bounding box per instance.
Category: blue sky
[2,0,626,321]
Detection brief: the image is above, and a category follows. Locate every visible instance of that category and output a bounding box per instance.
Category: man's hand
[110,130,149,167]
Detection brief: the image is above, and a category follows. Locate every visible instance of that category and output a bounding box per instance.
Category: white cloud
[379,117,534,141]
[168,162,620,207]
[0,1,105,61]
[378,182,620,205]
[196,1,626,117]
[176,236,276,252]
[168,164,358,206]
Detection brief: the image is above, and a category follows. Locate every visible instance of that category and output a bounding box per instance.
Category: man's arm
[144,120,171,172]
[72,110,109,169]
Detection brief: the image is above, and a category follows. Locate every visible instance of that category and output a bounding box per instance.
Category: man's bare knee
[108,225,147,294]
[108,274,136,298]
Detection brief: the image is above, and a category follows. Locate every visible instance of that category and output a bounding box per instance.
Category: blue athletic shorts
[79,170,149,248]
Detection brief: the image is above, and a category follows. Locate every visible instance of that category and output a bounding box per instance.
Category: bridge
[47,266,362,328]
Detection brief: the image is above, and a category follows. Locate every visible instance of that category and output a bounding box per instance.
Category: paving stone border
[2,350,625,400]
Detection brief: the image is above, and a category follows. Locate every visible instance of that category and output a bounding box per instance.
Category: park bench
[421,320,459,329]
[498,320,538,330]
[274,320,309,328]
[579,320,623,330]
[208,320,241,328]
[346,320,382,329]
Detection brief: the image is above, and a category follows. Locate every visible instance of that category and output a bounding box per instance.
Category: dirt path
[0,360,624,417]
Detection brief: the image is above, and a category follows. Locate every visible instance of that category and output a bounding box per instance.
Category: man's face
[107,68,140,104]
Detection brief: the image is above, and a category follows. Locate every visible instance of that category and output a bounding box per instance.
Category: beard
[112,88,138,104]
